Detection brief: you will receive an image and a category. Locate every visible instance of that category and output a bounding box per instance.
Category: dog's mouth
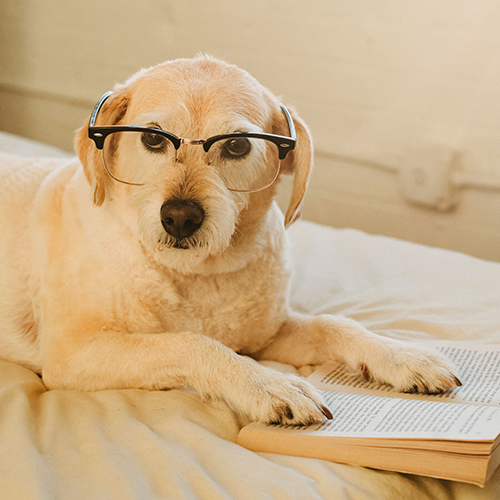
[172,240,191,250]
[157,233,197,250]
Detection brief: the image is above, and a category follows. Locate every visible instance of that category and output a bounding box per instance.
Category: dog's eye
[141,131,167,151]
[222,138,251,158]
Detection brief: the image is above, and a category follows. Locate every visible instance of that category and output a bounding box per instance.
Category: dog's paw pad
[359,363,371,381]
[272,403,295,422]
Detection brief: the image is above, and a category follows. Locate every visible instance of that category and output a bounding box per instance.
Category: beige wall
[2,0,500,261]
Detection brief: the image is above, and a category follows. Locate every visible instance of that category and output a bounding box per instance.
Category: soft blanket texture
[1,131,499,499]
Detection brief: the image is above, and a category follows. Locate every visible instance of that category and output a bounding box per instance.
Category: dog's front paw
[233,367,332,425]
[361,343,461,394]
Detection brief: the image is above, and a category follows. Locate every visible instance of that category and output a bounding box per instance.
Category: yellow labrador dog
[0,56,460,425]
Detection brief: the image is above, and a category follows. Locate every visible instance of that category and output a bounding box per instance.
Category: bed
[1,131,499,499]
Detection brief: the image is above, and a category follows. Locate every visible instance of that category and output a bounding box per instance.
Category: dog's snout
[160,200,205,240]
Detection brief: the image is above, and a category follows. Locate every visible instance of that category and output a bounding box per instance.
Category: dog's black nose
[160,200,205,239]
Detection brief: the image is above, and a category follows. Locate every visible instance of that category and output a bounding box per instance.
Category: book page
[268,390,500,441]
[308,341,500,406]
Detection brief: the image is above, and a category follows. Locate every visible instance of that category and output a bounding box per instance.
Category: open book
[237,341,500,487]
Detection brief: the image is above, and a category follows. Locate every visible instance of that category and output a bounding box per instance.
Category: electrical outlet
[397,142,457,211]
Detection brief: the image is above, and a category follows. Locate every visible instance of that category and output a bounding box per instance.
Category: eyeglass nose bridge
[181,138,206,146]
[176,138,211,163]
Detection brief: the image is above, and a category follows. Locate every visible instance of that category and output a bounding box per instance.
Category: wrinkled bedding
[1,131,499,499]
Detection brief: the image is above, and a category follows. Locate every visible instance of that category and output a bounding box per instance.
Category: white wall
[2,0,500,261]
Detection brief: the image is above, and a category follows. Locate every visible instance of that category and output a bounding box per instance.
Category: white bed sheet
[1,131,499,499]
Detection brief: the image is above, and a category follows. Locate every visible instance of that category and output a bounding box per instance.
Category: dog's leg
[42,331,331,425]
[254,312,461,393]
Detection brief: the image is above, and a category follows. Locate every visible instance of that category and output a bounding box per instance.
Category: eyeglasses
[88,91,296,192]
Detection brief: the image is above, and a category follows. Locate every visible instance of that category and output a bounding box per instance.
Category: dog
[0,56,460,425]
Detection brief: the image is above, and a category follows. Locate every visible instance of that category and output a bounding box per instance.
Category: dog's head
[75,56,313,271]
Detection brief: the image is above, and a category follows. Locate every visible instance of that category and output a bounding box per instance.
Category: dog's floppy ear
[74,90,129,206]
[275,107,314,227]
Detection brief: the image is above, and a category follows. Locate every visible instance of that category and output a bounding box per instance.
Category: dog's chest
[142,266,287,353]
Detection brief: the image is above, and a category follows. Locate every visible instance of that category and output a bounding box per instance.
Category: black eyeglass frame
[88,91,296,162]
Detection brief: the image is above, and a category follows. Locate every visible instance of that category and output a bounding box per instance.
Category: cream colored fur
[0,56,459,425]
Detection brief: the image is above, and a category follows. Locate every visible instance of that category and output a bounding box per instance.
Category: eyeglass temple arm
[279,104,296,141]
[89,91,114,129]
